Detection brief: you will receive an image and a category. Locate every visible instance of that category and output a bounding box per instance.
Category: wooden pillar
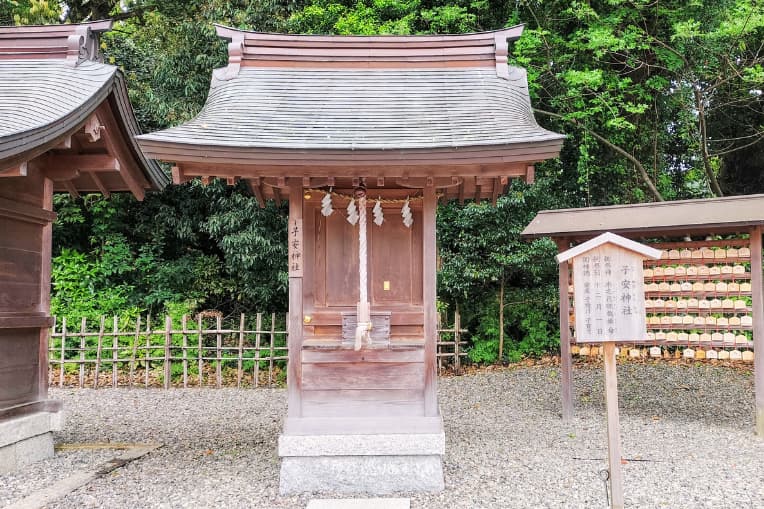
[423,183,438,416]
[37,176,53,400]
[287,179,303,417]
[556,238,573,421]
[751,226,763,435]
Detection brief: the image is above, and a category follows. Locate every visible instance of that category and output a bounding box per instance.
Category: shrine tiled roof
[137,26,564,169]
[0,21,167,191]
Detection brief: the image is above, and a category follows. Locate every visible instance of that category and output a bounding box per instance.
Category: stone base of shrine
[0,405,63,473]
[278,431,445,495]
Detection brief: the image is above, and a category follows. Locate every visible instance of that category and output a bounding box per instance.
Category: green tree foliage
[512,0,763,202]
[8,0,762,362]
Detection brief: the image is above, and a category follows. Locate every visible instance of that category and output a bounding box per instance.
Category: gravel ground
[2,363,762,508]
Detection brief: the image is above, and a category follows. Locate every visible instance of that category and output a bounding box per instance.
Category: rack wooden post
[556,238,573,421]
[751,226,763,435]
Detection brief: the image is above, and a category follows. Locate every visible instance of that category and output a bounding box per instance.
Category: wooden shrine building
[138,25,564,493]
[522,195,764,435]
[0,21,167,472]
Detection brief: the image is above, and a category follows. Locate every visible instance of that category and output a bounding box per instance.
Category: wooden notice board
[558,232,662,343]
[572,245,647,343]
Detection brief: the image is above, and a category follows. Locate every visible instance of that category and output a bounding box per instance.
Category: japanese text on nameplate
[572,245,646,343]
[288,219,303,277]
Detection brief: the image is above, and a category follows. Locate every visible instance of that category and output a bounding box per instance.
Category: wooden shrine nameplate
[341,311,391,348]
[573,245,648,343]
[288,218,303,277]
[559,233,661,344]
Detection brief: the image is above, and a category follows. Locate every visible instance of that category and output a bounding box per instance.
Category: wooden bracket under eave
[84,113,104,142]
[171,166,193,184]
[0,162,27,177]
[246,177,266,208]
[525,165,535,184]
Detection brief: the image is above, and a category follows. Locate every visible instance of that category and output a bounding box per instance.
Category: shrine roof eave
[137,138,564,177]
[522,194,764,240]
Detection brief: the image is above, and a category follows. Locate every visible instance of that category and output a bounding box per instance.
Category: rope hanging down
[354,186,372,350]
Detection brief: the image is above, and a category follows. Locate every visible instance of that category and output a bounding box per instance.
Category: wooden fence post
[59,317,67,388]
[269,313,276,387]
[94,316,105,389]
[78,317,86,388]
[197,314,203,387]
[164,315,172,389]
[145,314,151,387]
[182,314,188,388]
[112,316,118,388]
[237,313,245,388]
[454,308,461,375]
[129,315,140,388]
[215,314,222,388]
[254,312,262,388]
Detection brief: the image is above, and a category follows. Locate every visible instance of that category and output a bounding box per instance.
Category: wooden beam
[287,178,304,418]
[273,186,282,206]
[377,177,385,187]
[46,154,119,172]
[175,161,530,179]
[246,178,266,208]
[556,238,574,421]
[458,179,465,204]
[226,176,237,186]
[89,172,110,198]
[43,167,80,181]
[0,162,27,177]
[474,184,482,204]
[63,180,80,199]
[302,177,311,188]
[423,183,438,417]
[751,226,764,436]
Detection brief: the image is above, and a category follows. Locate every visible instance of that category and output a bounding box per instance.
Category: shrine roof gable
[555,232,662,264]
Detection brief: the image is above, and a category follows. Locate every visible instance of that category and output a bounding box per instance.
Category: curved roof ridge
[212,24,525,79]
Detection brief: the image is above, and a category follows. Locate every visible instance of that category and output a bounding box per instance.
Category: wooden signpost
[557,233,661,509]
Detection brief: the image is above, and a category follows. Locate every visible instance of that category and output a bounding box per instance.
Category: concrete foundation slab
[0,409,63,473]
[280,455,444,495]
[306,498,410,509]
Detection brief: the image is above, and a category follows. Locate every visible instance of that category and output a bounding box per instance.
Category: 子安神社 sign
[556,232,662,343]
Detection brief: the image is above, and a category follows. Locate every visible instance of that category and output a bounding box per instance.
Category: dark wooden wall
[298,191,427,419]
[0,168,54,410]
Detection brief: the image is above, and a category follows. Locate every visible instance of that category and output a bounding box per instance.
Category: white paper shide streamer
[346,198,359,225]
[372,199,384,226]
[401,197,413,228]
[321,191,333,217]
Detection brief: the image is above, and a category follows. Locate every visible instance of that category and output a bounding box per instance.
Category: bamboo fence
[48,312,468,389]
